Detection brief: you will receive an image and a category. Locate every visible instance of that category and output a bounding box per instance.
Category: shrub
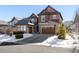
[58,24,66,39]
[9,33,12,36]
[13,31,24,35]
[15,34,23,39]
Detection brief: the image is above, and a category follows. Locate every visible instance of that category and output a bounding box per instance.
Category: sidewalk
[0,44,73,53]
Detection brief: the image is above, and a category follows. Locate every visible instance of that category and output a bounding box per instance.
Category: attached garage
[39,23,57,34]
[41,27,55,34]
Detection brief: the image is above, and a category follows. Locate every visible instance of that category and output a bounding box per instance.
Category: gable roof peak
[30,13,38,18]
[32,13,35,15]
[47,5,52,8]
[38,5,61,15]
[46,5,59,12]
[9,17,21,22]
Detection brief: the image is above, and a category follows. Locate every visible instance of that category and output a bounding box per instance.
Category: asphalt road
[0,44,73,53]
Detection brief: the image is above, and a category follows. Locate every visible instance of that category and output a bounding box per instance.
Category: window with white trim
[31,18,35,23]
[41,15,45,22]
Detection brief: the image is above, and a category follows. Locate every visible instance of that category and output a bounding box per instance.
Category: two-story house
[38,5,63,34]
[13,5,63,34]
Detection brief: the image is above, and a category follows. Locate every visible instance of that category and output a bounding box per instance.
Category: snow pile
[42,36,58,46]
[0,35,5,37]
[0,35,15,43]
[0,34,6,40]
[41,34,77,48]
[0,37,15,42]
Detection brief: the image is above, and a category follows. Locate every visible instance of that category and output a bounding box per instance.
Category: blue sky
[0,5,79,21]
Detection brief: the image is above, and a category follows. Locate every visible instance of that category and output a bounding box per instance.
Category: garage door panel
[42,27,55,34]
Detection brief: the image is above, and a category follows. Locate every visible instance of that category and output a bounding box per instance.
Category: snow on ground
[42,34,79,48]
[34,34,79,48]
[0,33,79,49]
[0,35,5,37]
[0,33,33,43]
[0,34,16,43]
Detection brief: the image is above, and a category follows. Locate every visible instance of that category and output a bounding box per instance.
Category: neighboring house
[38,5,63,34]
[11,5,63,34]
[16,13,38,33]
[8,17,21,33]
[0,20,8,34]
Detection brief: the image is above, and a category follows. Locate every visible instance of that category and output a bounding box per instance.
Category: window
[24,26,26,31]
[41,15,45,22]
[20,26,22,31]
[50,15,57,20]
[17,26,21,31]
[9,22,12,26]
[31,18,35,22]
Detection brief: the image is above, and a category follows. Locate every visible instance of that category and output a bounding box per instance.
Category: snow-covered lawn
[29,34,79,49]
[41,34,79,48]
[1,33,79,50]
[0,33,33,44]
[0,35,15,43]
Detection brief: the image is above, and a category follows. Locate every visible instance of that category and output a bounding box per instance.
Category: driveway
[17,34,52,44]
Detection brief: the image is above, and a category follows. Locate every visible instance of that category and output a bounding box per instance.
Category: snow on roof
[28,22,34,25]
[0,20,8,25]
[9,17,21,22]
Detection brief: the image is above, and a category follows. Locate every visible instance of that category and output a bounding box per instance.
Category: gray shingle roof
[29,13,38,18]
[16,18,29,25]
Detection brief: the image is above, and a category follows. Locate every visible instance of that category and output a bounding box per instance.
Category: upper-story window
[41,15,45,22]
[50,15,57,20]
[31,18,35,23]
